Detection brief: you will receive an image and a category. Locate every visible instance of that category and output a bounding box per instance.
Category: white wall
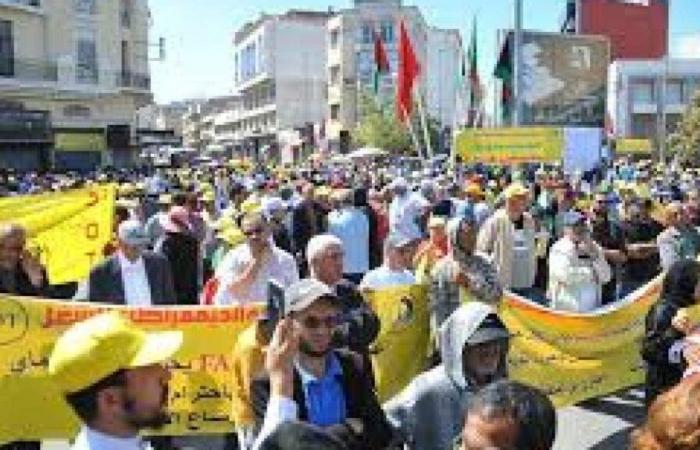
[427,28,463,127]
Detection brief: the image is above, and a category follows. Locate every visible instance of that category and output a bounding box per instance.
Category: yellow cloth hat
[503,183,529,199]
[201,191,216,203]
[212,215,236,231]
[48,312,182,394]
[240,198,261,214]
[218,227,246,247]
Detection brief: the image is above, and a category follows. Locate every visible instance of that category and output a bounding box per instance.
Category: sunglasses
[243,227,266,237]
[300,315,341,330]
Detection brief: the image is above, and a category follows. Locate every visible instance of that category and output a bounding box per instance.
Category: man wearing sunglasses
[251,278,392,450]
[213,211,299,305]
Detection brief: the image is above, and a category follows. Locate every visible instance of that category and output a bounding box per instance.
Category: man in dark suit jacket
[86,219,176,306]
[250,279,391,450]
[292,183,326,276]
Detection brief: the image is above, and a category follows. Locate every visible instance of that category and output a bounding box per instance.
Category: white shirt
[213,244,299,305]
[328,207,370,275]
[71,426,150,450]
[389,192,428,241]
[359,266,415,290]
[118,252,152,307]
[251,396,298,450]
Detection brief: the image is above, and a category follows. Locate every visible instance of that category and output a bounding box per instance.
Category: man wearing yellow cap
[48,312,182,450]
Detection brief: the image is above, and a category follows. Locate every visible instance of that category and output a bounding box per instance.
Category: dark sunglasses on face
[301,315,341,330]
[243,227,265,237]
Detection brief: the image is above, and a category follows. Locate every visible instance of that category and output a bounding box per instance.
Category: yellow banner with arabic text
[0,186,116,284]
[456,127,563,164]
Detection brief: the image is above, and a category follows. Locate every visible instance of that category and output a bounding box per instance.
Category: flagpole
[402,104,422,157]
[415,86,433,160]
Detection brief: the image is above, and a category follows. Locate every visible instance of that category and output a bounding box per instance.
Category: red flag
[374,30,390,73]
[396,21,421,123]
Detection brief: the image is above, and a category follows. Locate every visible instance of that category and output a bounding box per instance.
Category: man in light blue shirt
[327,190,369,284]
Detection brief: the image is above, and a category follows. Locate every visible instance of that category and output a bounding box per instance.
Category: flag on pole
[494,32,513,123]
[467,17,481,126]
[396,20,421,123]
[373,29,390,95]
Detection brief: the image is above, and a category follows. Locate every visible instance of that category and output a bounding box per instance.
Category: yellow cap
[218,227,246,247]
[240,199,261,214]
[201,191,216,203]
[48,312,182,394]
[212,215,235,231]
[503,183,529,199]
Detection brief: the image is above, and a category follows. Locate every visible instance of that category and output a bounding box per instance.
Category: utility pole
[512,0,523,126]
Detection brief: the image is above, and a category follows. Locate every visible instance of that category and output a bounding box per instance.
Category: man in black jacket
[251,279,392,450]
[85,219,176,306]
[292,183,325,276]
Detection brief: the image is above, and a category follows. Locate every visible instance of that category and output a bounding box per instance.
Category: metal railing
[116,71,150,90]
[0,57,57,82]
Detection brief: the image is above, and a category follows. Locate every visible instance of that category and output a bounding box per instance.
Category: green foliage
[668,89,700,163]
[352,91,413,154]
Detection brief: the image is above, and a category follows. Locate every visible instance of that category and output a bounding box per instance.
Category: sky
[148,0,700,105]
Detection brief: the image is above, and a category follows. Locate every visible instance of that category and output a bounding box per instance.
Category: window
[361,24,372,44]
[381,22,394,43]
[121,40,130,76]
[75,0,96,15]
[330,29,339,49]
[330,65,340,85]
[666,80,683,105]
[76,39,98,83]
[234,54,239,84]
[257,35,264,73]
[63,105,91,118]
[330,104,340,120]
[0,20,13,77]
[120,0,132,27]
[631,80,654,104]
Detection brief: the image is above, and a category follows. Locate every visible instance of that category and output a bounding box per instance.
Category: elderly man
[359,232,416,291]
[48,312,182,450]
[0,223,47,296]
[548,211,611,312]
[214,211,299,305]
[84,220,176,306]
[476,183,538,296]
[306,234,380,373]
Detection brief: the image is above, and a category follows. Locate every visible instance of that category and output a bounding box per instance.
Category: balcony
[0,57,57,83]
[0,0,42,10]
[116,71,151,90]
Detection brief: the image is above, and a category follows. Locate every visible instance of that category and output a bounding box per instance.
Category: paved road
[42,389,646,450]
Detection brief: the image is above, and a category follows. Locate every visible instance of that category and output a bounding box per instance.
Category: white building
[427,28,464,130]
[0,0,152,170]
[325,0,462,152]
[608,59,700,147]
[225,10,330,160]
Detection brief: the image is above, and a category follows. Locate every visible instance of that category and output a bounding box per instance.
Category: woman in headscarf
[642,259,700,407]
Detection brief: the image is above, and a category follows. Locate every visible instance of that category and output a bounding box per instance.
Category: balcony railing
[117,71,151,90]
[0,57,57,82]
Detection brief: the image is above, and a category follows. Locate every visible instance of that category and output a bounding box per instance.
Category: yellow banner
[456,127,563,164]
[0,186,116,284]
[55,133,107,152]
[0,277,669,441]
[616,138,653,155]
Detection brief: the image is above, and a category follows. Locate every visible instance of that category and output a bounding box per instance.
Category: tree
[668,90,700,164]
[352,91,413,154]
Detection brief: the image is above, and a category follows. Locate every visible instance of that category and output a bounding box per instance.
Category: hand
[673,309,694,335]
[265,318,299,399]
[20,251,44,288]
[683,343,700,366]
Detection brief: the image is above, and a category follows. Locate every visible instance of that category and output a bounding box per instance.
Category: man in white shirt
[84,220,176,306]
[389,178,429,242]
[48,312,182,450]
[359,233,415,291]
[213,211,299,305]
[327,190,370,284]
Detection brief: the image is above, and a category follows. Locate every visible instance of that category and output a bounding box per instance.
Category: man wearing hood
[384,302,510,450]
[430,210,502,333]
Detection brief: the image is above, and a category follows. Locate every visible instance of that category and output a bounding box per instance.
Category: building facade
[0,0,152,171]
[608,59,700,149]
[561,0,668,61]
[325,0,462,153]
[226,10,330,161]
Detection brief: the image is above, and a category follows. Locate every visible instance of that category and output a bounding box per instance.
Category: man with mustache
[48,312,182,450]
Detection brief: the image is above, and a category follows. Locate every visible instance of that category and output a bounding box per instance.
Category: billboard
[616,138,653,155]
[520,31,609,127]
[456,127,563,164]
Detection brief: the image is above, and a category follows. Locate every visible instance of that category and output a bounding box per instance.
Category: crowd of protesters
[4,155,700,449]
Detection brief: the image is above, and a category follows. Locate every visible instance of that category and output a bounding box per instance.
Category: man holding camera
[547,211,612,312]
